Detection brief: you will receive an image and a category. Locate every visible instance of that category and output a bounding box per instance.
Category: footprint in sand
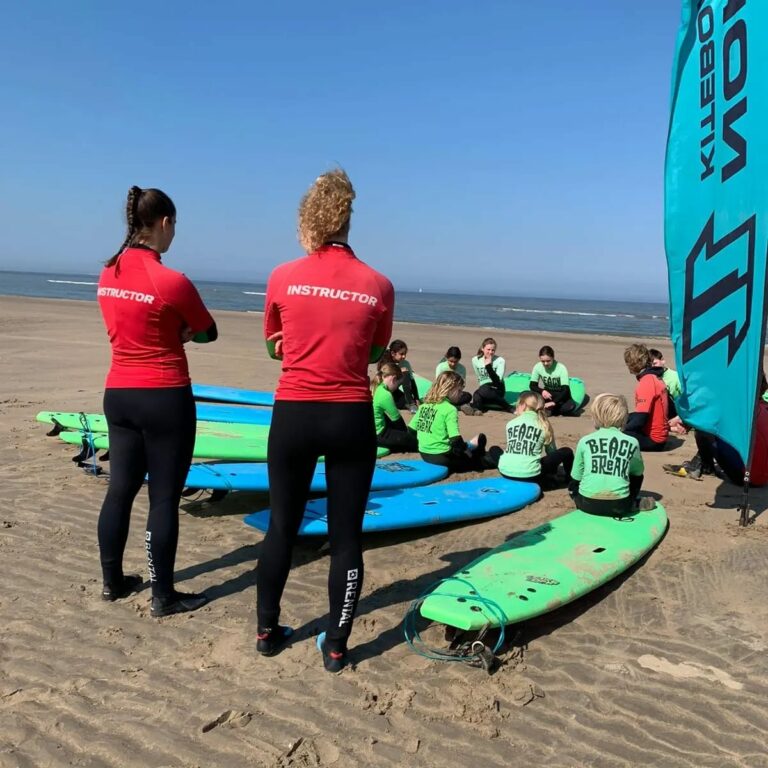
[637,654,743,690]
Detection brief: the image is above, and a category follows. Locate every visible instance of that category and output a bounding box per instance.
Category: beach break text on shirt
[413,406,437,433]
[541,375,562,389]
[286,284,378,306]
[506,423,542,456]
[586,436,635,476]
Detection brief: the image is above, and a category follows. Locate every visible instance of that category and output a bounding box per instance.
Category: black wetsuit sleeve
[388,415,408,431]
[192,321,218,344]
[625,411,648,432]
[407,374,419,401]
[485,364,502,387]
[552,384,572,403]
[449,435,467,456]
[529,380,542,393]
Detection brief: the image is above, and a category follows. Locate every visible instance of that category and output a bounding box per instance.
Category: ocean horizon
[0,269,670,339]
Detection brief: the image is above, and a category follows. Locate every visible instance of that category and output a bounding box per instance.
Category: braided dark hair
[105,186,176,267]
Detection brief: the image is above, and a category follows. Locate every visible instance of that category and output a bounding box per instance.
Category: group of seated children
[373,333,768,514]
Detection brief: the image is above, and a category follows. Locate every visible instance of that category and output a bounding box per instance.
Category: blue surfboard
[186,459,448,493]
[196,403,272,426]
[193,384,275,407]
[244,477,540,536]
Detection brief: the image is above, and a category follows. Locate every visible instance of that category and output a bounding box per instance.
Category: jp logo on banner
[665,0,768,467]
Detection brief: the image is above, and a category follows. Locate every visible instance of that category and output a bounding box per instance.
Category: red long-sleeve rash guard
[97,247,214,388]
[264,243,394,402]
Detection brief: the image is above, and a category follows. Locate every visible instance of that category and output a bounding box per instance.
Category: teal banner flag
[665,0,768,467]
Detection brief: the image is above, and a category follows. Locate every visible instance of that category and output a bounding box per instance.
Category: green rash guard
[571,428,644,500]
[662,368,682,399]
[530,361,569,392]
[498,410,551,478]
[471,355,505,386]
[373,383,402,435]
[411,399,461,454]
[435,360,467,381]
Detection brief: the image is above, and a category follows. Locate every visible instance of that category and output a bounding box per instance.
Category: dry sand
[1,296,768,768]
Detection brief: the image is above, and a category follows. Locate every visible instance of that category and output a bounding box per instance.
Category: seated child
[411,371,496,473]
[491,391,573,488]
[435,346,472,410]
[569,393,651,515]
[623,343,669,451]
[385,339,420,413]
[470,337,513,413]
[371,362,418,452]
[529,345,578,416]
[649,347,681,419]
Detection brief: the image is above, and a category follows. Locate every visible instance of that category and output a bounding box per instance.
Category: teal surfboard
[192,384,274,407]
[419,504,667,630]
[186,459,447,493]
[244,478,540,536]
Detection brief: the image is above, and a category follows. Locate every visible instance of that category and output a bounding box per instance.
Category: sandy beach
[2,295,768,768]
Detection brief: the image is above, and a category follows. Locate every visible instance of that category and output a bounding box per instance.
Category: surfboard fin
[70,438,95,464]
[46,419,64,437]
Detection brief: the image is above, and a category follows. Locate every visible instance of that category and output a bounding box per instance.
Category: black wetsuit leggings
[570,475,644,516]
[98,386,196,599]
[377,421,419,452]
[472,383,510,412]
[624,429,667,452]
[256,401,377,654]
[494,447,575,485]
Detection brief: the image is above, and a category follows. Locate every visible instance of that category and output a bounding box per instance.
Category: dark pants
[471,383,511,412]
[257,401,377,654]
[695,430,744,485]
[377,423,418,453]
[421,445,493,474]
[570,474,644,516]
[546,390,578,416]
[449,390,472,408]
[98,386,196,599]
[494,447,574,485]
[624,429,667,452]
[393,373,419,409]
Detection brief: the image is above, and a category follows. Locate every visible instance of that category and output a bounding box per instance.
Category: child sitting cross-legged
[411,371,496,474]
[569,393,655,515]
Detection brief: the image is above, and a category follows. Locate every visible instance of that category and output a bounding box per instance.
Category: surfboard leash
[403,576,509,672]
[77,412,102,476]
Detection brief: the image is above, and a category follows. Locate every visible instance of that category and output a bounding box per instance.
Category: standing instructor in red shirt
[97,187,217,617]
[256,170,394,672]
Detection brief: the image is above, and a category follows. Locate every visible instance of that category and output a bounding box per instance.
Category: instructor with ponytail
[256,170,394,672]
[96,187,217,617]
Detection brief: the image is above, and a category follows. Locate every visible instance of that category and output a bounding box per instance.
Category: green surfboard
[412,373,586,410]
[503,371,587,409]
[419,504,667,630]
[55,426,390,461]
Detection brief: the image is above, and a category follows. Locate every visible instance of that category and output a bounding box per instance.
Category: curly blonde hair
[624,343,651,375]
[298,169,355,253]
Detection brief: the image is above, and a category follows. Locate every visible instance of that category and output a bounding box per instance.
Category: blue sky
[0,1,681,300]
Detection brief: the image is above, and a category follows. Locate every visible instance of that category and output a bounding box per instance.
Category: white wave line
[47,279,97,286]
[242,291,266,296]
[499,307,638,319]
